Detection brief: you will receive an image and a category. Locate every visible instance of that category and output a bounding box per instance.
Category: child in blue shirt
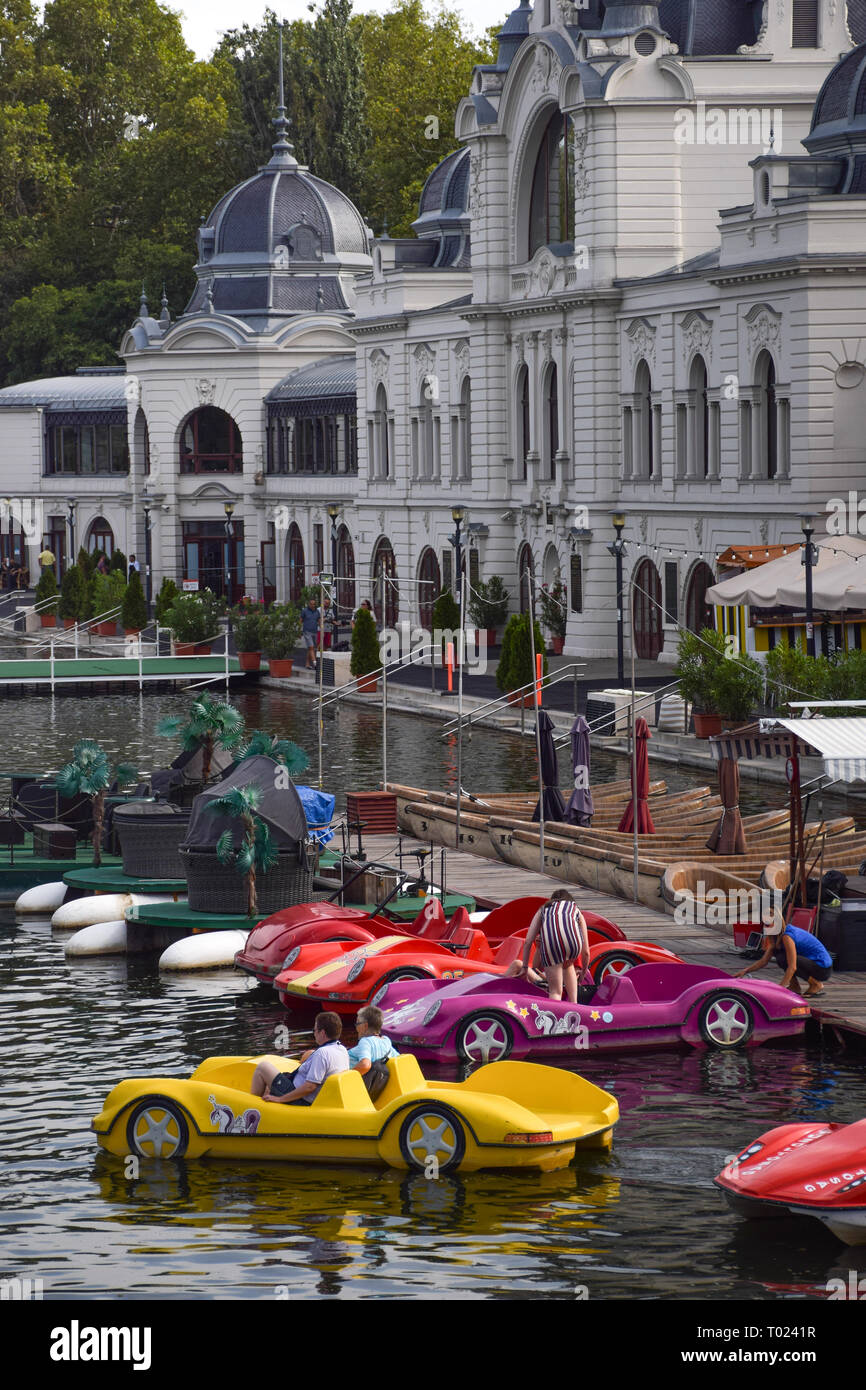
[348,1005,400,1076]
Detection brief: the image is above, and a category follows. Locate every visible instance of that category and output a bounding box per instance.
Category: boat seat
[314,1070,374,1112]
[443,925,477,953]
[413,898,451,941]
[372,1054,425,1108]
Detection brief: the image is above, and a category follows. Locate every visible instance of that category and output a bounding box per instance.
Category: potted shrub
[538,579,568,655]
[263,602,301,677]
[230,601,266,671]
[468,576,509,649]
[710,651,765,729]
[35,564,59,627]
[54,739,138,868]
[92,569,127,635]
[350,604,381,693]
[155,577,179,625]
[496,612,548,707]
[675,627,728,738]
[58,564,87,629]
[165,589,223,654]
[121,570,148,635]
[109,548,128,576]
[431,589,461,666]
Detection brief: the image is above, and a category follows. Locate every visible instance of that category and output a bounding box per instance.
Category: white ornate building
[2,0,866,662]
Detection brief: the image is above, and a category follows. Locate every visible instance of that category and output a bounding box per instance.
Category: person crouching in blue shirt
[347,1005,399,1076]
[251,1011,349,1104]
[736,907,832,998]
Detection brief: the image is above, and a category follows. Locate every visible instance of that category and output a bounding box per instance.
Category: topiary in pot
[468,576,509,646]
[231,600,266,669]
[154,576,179,625]
[121,570,148,634]
[710,652,765,728]
[109,549,127,575]
[35,564,59,626]
[350,604,381,692]
[263,603,301,676]
[538,579,568,650]
[58,564,87,626]
[92,569,127,633]
[675,627,728,736]
[165,589,223,651]
[496,612,548,705]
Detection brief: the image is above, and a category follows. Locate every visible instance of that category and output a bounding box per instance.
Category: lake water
[0,688,863,1301]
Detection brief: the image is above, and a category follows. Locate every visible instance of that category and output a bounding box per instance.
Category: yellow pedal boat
[92,1054,619,1174]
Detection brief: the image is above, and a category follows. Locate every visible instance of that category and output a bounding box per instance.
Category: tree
[496,612,548,696]
[154,576,179,624]
[208,784,279,918]
[58,563,87,621]
[35,562,58,615]
[157,693,244,783]
[350,604,381,678]
[121,569,147,631]
[54,738,138,866]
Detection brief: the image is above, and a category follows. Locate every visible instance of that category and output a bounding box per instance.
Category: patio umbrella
[565,716,594,826]
[617,718,656,834]
[705,757,747,855]
[531,710,567,823]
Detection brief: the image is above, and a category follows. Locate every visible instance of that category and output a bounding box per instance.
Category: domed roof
[203,165,369,260]
[656,0,761,54]
[496,0,532,67]
[809,43,866,141]
[412,148,471,269]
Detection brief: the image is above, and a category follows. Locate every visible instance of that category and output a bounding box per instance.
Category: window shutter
[663,561,679,626]
[792,0,819,47]
[570,553,583,614]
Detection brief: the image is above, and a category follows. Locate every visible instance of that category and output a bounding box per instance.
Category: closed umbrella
[705,757,747,855]
[565,716,594,826]
[531,710,567,823]
[617,718,656,834]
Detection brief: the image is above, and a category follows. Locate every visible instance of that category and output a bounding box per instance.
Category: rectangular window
[80,427,95,474]
[94,425,110,473]
[622,407,633,478]
[110,426,127,473]
[739,401,752,479]
[346,415,358,472]
[442,550,453,594]
[676,404,687,479]
[570,553,583,614]
[314,524,324,575]
[62,427,78,472]
[469,548,479,590]
[411,418,419,478]
[663,561,679,626]
[792,0,819,47]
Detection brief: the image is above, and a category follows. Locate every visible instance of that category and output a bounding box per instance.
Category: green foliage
[674,627,728,712]
[468,576,509,630]
[350,604,381,677]
[92,567,127,620]
[764,641,866,714]
[109,548,127,574]
[54,737,138,866]
[431,589,460,633]
[207,783,280,915]
[496,613,548,695]
[76,546,95,577]
[58,563,87,620]
[121,569,147,630]
[35,562,58,612]
[295,583,321,612]
[238,730,309,775]
[157,692,244,785]
[709,653,765,724]
[538,580,567,640]
[164,588,223,644]
[230,600,265,653]
[262,602,302,660]
[154,576,179,624]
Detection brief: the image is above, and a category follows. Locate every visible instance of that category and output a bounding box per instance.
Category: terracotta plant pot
[551,635,565,656]
[40,614,57,628]
[486,628,497,649]
[63,617,77,630]
[356,672,378,694]
[693,711,723,739]
[96,621,118,636]
[175,641,195,655]
[506,689,536,708]
[238,651,262,671]
[268,657,294,678]
[124,628,142,638]
[193,644,212,656]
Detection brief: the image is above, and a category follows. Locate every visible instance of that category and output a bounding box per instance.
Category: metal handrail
[440,662,586,737]
[318,638,440,708]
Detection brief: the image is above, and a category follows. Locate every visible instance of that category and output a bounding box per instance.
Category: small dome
[657,0,762,53]
[496,1,532,67]
[205,166,369,261]
[809,43,866,140]
[412,148,471,269]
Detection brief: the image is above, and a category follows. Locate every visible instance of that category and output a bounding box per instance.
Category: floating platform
[63,866,186,897]
[0,653,243,696]
[0,842,124,900]
[125,899,263,954]
[383,891,475,921]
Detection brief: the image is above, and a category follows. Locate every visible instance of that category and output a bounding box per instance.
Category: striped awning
[709,718,866,783]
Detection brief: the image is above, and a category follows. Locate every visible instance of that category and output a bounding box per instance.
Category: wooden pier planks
[363,833,866,1044]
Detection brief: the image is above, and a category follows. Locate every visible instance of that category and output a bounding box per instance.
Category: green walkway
[0,655,242,685]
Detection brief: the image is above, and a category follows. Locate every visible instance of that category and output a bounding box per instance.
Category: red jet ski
[715,1119,866,1246]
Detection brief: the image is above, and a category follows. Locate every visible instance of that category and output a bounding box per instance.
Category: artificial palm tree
[237,729,309,775]
[54,740,138,867]
[157,693,245,783]
[208,785,279,917]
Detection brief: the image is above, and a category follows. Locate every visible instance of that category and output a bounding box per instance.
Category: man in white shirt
[250,1012,349,1105]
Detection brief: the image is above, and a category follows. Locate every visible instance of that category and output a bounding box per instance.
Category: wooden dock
[364,833,866,1047]
[0,653,243,694]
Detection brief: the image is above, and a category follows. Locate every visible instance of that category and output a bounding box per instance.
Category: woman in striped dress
[514,889,590,1002]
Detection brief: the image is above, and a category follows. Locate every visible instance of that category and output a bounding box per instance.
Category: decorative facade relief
[745,303,782,357]
[196,379,216,405]
[540,330,553,365]
[468,149,483,220]
[626,318,658,371]
[573,130,590,201]
[681,311,714,365]
[453,338,471,379]
[370,349,390,385]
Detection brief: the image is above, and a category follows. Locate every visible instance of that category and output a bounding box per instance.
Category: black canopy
[183,755,308,851]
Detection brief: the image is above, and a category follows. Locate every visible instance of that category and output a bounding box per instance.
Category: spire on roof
[270,20,298,168]
[139,284,149,318]
[159,284,171,326]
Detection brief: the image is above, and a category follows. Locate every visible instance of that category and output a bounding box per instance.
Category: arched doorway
[179,407,242,473]
[417,547,440,629]
[86,519,115,557]
[517,543,534,613]
[336,526,355,614]
[632,558,663,660]
[372,537,398,627]
[685,562,716,635]
[287,524,304,603]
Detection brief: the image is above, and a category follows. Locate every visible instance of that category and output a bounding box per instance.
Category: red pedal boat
[715,1119,866,1246]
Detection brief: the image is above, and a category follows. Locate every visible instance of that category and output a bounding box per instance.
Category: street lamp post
[142,491,152,620]
[450,505,467,845]
[451,505,466,597]
[327,502,340,614]
[66,499,76,566]
[608,512,626,685]
[224,502,235,604]
[800,515,816,659]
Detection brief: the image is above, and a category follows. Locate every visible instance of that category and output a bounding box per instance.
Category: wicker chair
[180,844,316,916]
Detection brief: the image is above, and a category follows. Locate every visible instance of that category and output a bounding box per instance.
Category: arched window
[372,537,398,627]
[336,525,355,614]
[287,523,304,603]
[690,355,709,478]
[517,542,534,613]
[635,360,654,478]
[632,558,663,660]
[517,365,530,480]
[455,377,471,481]
[417,547,441,629]
[529,109,576,257]
[543,364,559,479]
[416,377,439,480]
[685,562,716,635]
[756,350,778,480]
[180,407,242,474]
[374,384,390,479]
[86,519,114,557]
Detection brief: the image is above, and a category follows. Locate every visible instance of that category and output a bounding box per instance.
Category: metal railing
[440,662,587,739]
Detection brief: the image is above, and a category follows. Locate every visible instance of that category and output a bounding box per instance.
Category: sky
[169,0,510,59]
